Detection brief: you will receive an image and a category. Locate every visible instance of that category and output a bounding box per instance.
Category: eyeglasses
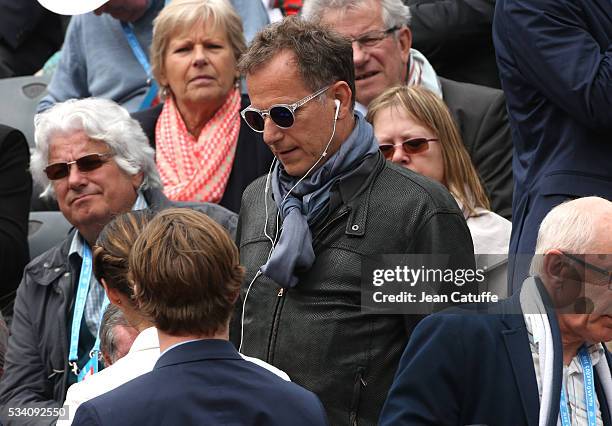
[241,85,330,133]
[44,152,114,180]
[378,138,438,159]
[350,26,400,49]
[561,252,612,289]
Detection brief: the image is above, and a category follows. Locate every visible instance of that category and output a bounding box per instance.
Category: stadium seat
[0,74,50,149]
[28,211,72,261]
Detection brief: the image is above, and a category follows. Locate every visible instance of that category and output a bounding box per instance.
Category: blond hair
[367,85,490,215]
[150,0,246,93]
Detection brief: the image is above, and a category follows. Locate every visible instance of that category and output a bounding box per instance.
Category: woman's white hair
[529,198,602,276]
[31,98,162,198]
[301,0,411,29]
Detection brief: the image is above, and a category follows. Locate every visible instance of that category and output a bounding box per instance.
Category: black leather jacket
[233,153,475,426]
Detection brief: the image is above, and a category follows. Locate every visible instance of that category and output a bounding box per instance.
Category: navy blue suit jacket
[72,339,328,426]
[379,292,612,426]
[493,0,612,291]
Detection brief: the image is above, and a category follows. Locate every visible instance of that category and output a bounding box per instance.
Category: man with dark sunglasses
[302,0,514,221]
[0,98,237,424]
[233,17,475,426]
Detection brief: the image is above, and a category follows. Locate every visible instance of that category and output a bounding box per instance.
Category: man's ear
[330,81,353,121]
[542,249,583,310]
[397,26,412,69]
[131,171,144,191]
[542,249,565,288]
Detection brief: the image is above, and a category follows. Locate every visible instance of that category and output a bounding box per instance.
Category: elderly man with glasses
[380,196,612,426]
[0,98,236,425]
[302,0,513,221]
[233,17,475,426]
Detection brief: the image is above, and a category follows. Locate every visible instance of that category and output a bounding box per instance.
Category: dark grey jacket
[0,188,236,425]
[440,77,513,220]
[233,152,475,426]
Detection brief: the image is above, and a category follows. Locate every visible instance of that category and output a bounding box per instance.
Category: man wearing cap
[36,0,269,113]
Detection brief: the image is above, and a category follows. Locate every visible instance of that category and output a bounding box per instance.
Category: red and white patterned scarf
[155,88,241,203]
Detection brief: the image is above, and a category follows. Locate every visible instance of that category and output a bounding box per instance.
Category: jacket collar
[129,327,160,353]
[333,151,385,238]
[261,150,385,241]
[499,279,564,426]
[498,292,541,426]
[31,230,76,287]
[143,187,172,212]
[154,339,242,370]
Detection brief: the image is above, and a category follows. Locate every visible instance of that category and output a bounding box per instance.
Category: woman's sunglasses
[378,137,438,159]
[241,85,330,133]
[44,152,114,180]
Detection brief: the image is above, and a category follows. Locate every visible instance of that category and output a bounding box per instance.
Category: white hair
[31,98,162,198]
[529,197,608,276]
[301,0,411,28]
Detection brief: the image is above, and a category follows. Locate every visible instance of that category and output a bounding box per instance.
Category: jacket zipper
[349,367,367,426]
[265,208,350,363]
[266,286,287,363]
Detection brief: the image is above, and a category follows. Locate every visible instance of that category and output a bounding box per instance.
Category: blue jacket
[493,0,612,288]
[379,291,612,426]
[72,339,328,426]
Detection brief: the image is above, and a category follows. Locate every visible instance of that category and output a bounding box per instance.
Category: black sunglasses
[378,137,438,159]
[44,152,114,180]
[561,252,612,289]
[241,85,330,133]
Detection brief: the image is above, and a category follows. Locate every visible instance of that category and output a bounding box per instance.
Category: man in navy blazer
[72,209,328,426]
[493,0,612,292]
[379,197,612,426]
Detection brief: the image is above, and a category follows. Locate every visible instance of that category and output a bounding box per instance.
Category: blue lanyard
[559,347,598,426]
[90,297,110,358]
[121,22,158,110]
[120,0,169,110]
[68,244,109,375]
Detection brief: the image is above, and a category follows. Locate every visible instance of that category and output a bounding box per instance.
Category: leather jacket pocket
[349,366,366,426]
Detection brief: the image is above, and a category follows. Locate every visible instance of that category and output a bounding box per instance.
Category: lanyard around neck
[559,346,598,426]
[68,243,109,375]
[120,0,169,110]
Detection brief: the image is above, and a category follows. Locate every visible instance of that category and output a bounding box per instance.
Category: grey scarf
[260,112,379,288]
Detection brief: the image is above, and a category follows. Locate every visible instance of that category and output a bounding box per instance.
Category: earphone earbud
[334,99,340,121]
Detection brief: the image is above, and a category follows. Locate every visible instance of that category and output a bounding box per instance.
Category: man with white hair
[379,196,612,426]
[0,98,236,425]
[302,0,513,219]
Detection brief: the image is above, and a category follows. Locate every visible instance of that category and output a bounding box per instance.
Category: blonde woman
[133,0,273,212]
[367,85,511,295]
